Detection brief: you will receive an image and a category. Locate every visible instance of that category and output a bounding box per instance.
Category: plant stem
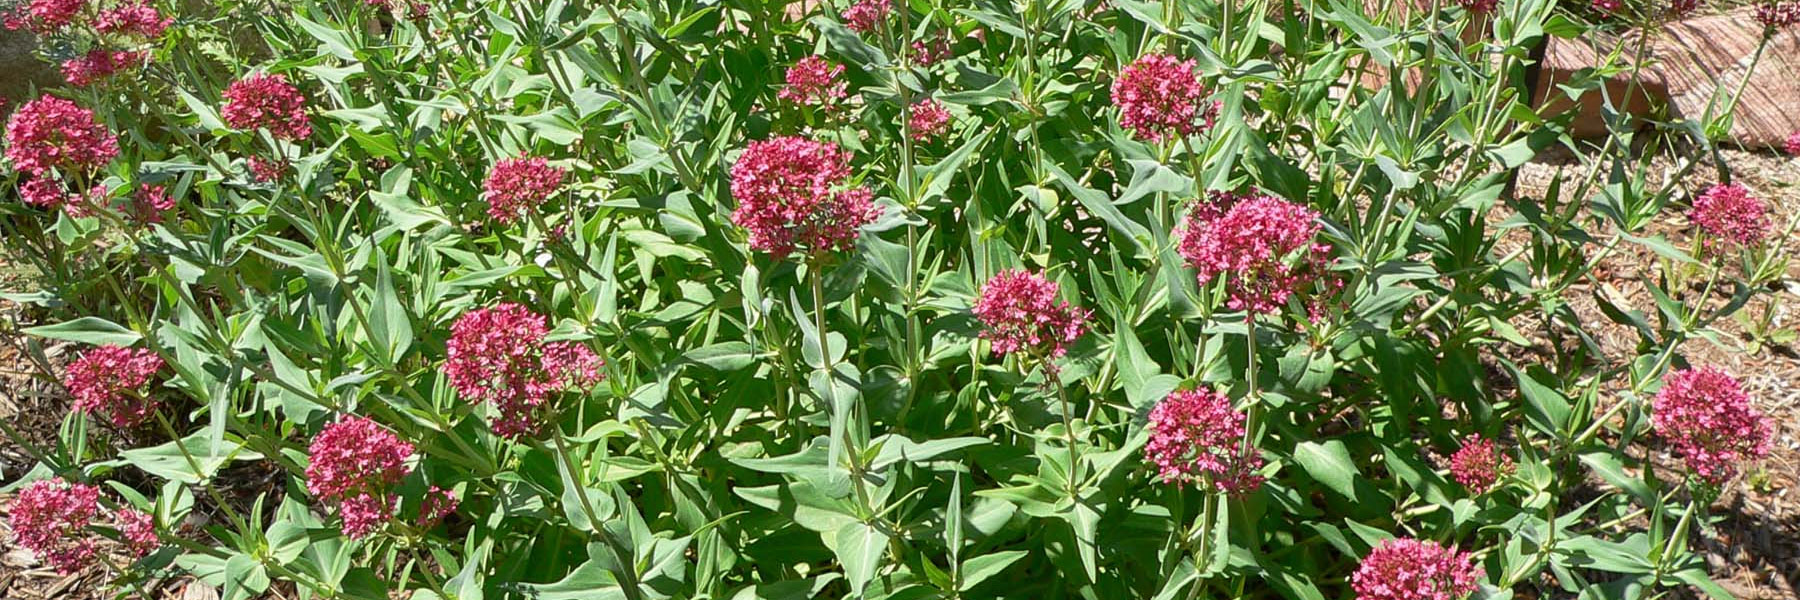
[550,431,645,600]
[1051,366,1080,499]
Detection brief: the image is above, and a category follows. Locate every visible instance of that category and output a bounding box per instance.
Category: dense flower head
[1786,130,1800,156]
[1669,0,1702,16]
[1352,538,1481,600]
[777,55,847,107]
[63,344,164,428]
[3,0,85,33]
[482,155,567,224]
[417,486,458,528]
[306,416,415,538]
[1112,54,1216,142]
[115,508,158,557]
[1690,182,1770,247]
[63,49,144,87]
[94,2,169,38]
[5,96,120,176]
[1652,366,1771,484]
[841,0,889,33]
[446,302,605,437]
[222,73,312,140]
[1455,0,1497,13]
[128,183,173,223]
[247,156,284,182]
[907,99,951,141]
[1448,434,1514,494]
[1754,1,1800,28]
[910,35,952,66]
[1178,193,1334,315]
[9,478,101,573]
[1592,0,1622,14]
[973,269,1090,361]
[729,135,878,259]
[20,178,67,210]
[1145,387,1265,494]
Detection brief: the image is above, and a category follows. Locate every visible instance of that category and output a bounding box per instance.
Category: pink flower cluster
[222,73,312,140]
[729,135,878,259]
[1352,538,1481,600]
[5,96,119,176]
[841,0,889,33]
[973,269,1090,361]
[247,156,285,182]
[1754,1,1800,28]
[1690,182,1770,247]
[115,508,159,557]
[1145,387,1265,494]
[2,0,84,33]
[1592,0,1622,15]
[306,416,415,538]
[1448,434,1513,494]
[908,99,951,141]
[63,344,164,428]
[94,2,169,38]
[446,302,604,437]
[417,486,458,528]
[910,35,952,66]
[1177,192,1334,316]
[1787,130,1800,156]
[62,49,145,87]
[482,155,567,224]
[1651,366,1771,485]
[777,55,847,107]
[1455,0,1497,13]
[8,478,100,573]
[1112,54,1216,143]
[128,183,174,223]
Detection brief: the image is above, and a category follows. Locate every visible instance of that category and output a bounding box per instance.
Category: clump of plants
[1,0,1794,598]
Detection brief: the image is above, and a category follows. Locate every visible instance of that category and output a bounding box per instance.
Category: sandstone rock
[1648,8,1800,149]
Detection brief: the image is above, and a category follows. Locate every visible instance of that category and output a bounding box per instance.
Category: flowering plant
[0,0,1792,599]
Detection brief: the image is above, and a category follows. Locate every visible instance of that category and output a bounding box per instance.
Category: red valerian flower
[93,2,169,38]
[1652,366,1772,485]
[1592,0,1622,15]
[1754,1,1800,29]
[973,269,1090,361]
[417,486,458,528]
[729,135,878,259]
[1145,387,1264,494]
[247,156,285,182]
[2,0,84,33]
[63,344,164,428]
[1112,54,1216,142]
[4,96,120,176]
[446,302,605,437]
[1668,0,1701,16]
[910,35,952,66]
[482,155,567,224]
[20,178,68,210]
[1177,192,1336,316]
[907,99,951,141]
[1690,182,1770,247]
[1352,538,1482,600]
[8,478,101,573]
[62,49,145,87]
[1786,130,1800,156]
[1448,434,1514,494]
[777,55,847,107]
[127,183,174,223]
[841,0,889,32]
[115,508,158,557]
[222,73,312,140]
[306,416,415,539]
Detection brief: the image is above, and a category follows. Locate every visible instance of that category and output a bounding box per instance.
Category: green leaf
[1292,440,1361,501]
[959,550,1027,591]
[834,521,888,596]
[24,317,140,346]
[119,432,263,485]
